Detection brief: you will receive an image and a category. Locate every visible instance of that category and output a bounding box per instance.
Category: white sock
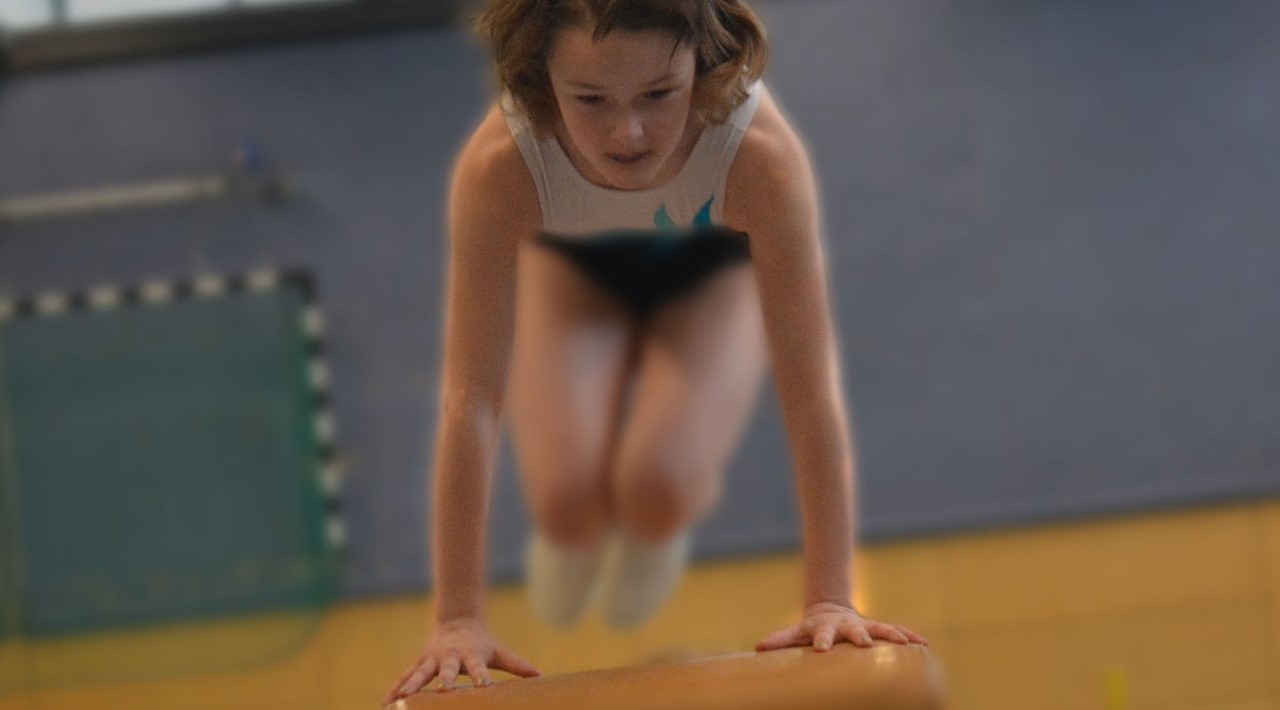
[524,530,607,628]
[599,529,692,629]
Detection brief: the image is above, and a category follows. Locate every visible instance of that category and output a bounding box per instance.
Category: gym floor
[4,497,1280,710]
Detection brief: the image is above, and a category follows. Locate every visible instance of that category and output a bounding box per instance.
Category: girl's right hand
[381,617,540,706]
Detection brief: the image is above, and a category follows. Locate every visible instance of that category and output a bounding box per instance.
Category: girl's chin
[598,162,663,190]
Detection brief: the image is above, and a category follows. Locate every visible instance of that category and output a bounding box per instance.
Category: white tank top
[501,81,764,238]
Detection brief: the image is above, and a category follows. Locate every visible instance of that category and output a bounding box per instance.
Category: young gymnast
[384,0,928,702]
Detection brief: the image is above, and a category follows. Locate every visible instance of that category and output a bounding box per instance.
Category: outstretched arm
[726,89,928,652]
[384,106,542,705]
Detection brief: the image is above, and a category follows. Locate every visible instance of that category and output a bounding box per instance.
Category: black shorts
[535,226,752,321]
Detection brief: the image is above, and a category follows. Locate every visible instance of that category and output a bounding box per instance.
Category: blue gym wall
[0,0,1276,598]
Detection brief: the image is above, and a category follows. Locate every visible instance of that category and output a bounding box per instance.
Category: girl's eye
[646,89,674,100]
[577,95,605,106]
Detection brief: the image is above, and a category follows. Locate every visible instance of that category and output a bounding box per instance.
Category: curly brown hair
[475,0,767,138]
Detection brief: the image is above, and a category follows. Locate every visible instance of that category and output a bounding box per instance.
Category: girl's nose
[611,111,644,145]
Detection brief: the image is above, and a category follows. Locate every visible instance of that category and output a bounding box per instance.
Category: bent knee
[614,465,720,541]
[527,474,612,546]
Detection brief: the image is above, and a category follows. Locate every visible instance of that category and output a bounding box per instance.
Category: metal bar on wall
[0,176,231,223]
[0,174,290,223]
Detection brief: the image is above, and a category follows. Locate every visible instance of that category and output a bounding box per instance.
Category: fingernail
[816,641,831,650]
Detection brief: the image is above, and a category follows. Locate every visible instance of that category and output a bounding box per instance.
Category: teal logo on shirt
[654,196,714,230]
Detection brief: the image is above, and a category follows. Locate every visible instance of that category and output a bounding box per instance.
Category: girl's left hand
[755,601,930,652]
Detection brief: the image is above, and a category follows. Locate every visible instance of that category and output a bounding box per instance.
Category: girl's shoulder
[455,104,532,185]
[453,102,537,208]
[450,103,541,234]
[724,86,817,226]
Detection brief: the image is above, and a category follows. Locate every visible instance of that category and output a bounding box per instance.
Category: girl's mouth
[609,151,650,165]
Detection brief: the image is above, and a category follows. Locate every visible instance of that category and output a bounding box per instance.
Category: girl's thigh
[611,263,769,531]
[507,242,642,538]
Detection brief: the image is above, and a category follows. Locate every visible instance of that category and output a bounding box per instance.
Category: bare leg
[507,241,640,548]
[593,264,768,628]
[611,263,769,541]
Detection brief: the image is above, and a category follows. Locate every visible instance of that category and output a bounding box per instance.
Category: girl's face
[547,25,698,192]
